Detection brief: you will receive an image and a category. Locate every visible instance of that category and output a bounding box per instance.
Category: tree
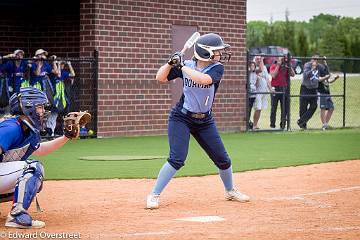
[306,14,340,50]
[246,21,268,48]
[284,8,296,54]
[246,13,360,61]
[262,24,275,46]
[351,36,360,72]
[297,27,308,57]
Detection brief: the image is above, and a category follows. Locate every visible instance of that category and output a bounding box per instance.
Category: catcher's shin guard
[9,161,44,227]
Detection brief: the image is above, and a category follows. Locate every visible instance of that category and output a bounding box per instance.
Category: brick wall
[80,0,247,137]
[0,1,79,58]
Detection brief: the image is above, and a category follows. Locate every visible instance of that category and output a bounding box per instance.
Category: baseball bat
[180,32,200,54]
[169,32,200,65]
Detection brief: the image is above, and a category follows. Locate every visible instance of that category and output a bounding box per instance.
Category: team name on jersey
[184,77,211,88]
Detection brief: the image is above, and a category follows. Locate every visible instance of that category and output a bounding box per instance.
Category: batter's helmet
[9,87,48,130]
[194,33,231,62]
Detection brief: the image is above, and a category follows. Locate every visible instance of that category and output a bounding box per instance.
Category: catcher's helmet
[9,87,48,130]
[194,33,231,62]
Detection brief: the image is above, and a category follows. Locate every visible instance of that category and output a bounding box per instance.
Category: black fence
[0,50,98,138]
[246,51,360,131]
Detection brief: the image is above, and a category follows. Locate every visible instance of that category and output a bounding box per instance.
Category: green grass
[254,75,360,129]
[37,129,360,180]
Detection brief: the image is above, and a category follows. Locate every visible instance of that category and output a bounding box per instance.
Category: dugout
[0,0,247,137]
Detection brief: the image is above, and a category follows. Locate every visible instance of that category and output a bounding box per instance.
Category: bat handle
[180,47,187,54]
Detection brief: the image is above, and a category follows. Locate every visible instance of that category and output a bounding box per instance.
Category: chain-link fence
[0,50,98,138]
[246,51,360,131]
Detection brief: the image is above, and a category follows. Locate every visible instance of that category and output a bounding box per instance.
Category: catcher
[0,87,90,229]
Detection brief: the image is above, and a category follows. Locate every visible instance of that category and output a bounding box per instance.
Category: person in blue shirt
[0,87,70,229]
[3,49,31,95]
[146,33,250,209]
[46,60,76,136]
[0,55,11,114]
[30,49,57,105]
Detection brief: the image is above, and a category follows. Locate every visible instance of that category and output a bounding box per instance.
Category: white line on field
[292,226,360,232]
[264,185,360,208]
[267,185,360,201]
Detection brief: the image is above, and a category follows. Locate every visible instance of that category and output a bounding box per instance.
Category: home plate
[174,216,226,223]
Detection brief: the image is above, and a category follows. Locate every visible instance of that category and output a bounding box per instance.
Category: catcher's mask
[9,87,49,130]
[194,33,231,63]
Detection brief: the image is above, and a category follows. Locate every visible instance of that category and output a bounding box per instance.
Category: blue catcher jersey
[167,60,224,113]
[0,118,40,162]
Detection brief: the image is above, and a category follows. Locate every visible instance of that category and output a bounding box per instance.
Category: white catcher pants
[0,161,27,195]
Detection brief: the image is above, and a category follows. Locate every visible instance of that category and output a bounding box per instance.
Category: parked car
[249,46,303,74]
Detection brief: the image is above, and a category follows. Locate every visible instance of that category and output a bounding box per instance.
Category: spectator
[31,49,58,92]
[248,61,258,129]
[51,60,76,135]
[318,57,338,130]
[297,54,328,129]
[0,55,10,115]
[31,49,58,136]
[253,55,271,130]
[3,49,30,95]
[269,56,295,129]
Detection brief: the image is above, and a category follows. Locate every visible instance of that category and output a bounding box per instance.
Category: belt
[180,108,210,119]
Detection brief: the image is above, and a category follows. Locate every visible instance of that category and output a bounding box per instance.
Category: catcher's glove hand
[63,111,92,139]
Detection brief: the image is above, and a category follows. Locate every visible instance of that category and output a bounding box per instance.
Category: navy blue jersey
[167,60,224,113]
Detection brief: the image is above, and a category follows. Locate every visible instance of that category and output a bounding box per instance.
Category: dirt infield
[0,160,359,240]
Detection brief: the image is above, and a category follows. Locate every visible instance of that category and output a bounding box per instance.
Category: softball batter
[147,33,250,209]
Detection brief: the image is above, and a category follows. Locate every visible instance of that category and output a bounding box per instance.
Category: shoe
[146,194,160,209]
[5,213,45,229]
[225,189,250,202]
[297,120,307,130]
[322,123,330,130]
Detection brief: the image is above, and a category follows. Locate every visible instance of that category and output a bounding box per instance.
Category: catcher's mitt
[63,111,91,139]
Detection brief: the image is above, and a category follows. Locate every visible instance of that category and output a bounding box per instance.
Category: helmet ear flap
[9,93,22,115]
[194,43,213,61]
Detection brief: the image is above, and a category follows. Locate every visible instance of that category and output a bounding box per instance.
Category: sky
[247,0,360,22]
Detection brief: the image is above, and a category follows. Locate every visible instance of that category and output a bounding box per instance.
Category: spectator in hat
[30,49,58,100]
[49,60,76,136]
[3,49,31,95]
[31,49,58,136]
[30,49,58,89]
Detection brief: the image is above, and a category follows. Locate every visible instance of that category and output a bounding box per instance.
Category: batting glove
[168,52,184,69]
